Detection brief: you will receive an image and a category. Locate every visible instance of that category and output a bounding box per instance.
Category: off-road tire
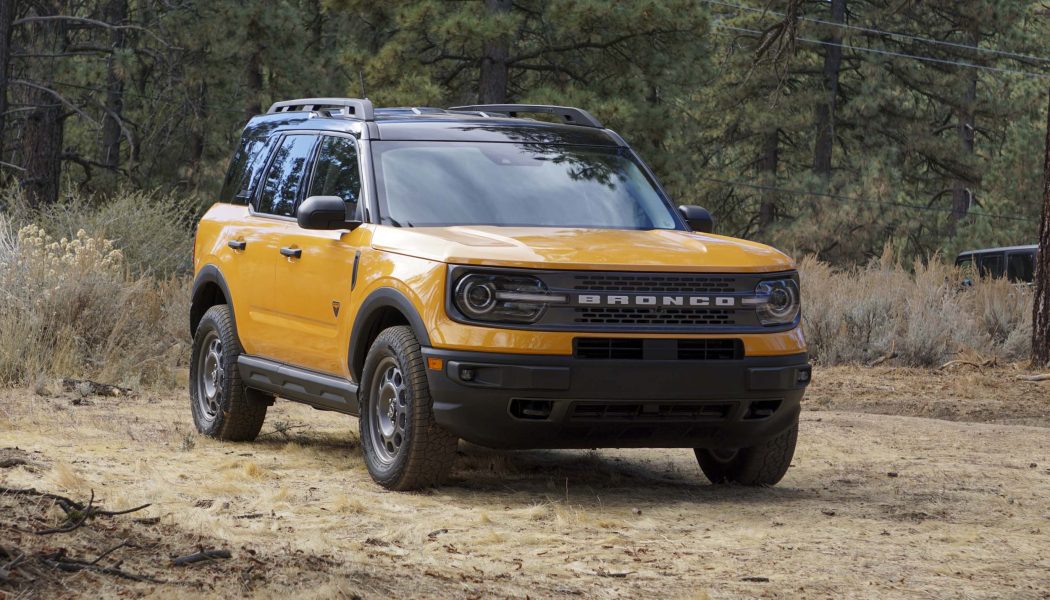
[359,326,458,490]
[695,419,798,486]
[189,305,270,441]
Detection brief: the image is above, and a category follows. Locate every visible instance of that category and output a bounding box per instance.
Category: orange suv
[190,99,811,490]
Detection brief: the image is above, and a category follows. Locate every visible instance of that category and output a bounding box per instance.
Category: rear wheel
[359,326,458,490]
[189,305,270,441]
[695,420,798,486]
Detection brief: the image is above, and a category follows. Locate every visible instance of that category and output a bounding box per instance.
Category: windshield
[371,141,682,230]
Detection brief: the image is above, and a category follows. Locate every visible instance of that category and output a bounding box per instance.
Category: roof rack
[448,104,603,128]
[267,98,374,121]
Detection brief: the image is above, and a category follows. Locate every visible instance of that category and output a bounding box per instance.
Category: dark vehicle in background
[955,245,1036,284]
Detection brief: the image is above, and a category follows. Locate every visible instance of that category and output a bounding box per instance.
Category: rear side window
[1007,252,1034,282]
[309,136,361,213]
[255,134,318,217]
[220,132,279,204]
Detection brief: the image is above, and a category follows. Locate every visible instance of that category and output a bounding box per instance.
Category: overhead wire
[717,24,1050,80]
[698,0,1050,65]
[697,178,1033,224]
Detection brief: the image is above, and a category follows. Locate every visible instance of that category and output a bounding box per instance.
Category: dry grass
[0,219,189,386]
[2,367,1050,598]
[800,248,1032,366]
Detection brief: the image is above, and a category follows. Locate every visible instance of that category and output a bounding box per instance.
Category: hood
[370,226,794,273]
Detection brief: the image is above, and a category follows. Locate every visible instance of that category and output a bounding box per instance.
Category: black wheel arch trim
[349,287,431,381]
[190,265,237,338]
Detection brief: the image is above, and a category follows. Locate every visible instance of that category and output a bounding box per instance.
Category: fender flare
[189,265,236,337]
[348,287,432,381]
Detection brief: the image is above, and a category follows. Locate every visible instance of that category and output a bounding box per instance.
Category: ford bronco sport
[190,98,811,491]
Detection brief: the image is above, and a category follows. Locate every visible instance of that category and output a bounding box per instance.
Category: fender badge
[332,301,341,317]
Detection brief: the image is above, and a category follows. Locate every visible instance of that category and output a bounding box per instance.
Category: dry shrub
[801,249,1032,366]
[36,188,201,276]
[0,219,189,386]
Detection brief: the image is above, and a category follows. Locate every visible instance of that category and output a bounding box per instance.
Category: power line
[718,24,1050,80]
[46,79,247,116]
[700,0,1050,65]
[699,176,1036,223]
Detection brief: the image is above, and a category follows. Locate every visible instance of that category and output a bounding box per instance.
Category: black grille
[570,402,734,422]
[574,307,736,326]
[572,273,736,293]
[574,338,644,360]
[574,338,743,360]
[677,339,743,360]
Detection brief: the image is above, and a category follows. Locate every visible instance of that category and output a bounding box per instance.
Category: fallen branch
[39,552,165,583]
[0,486,87,513]
[62,378,135,397]
[35,490,95,534]
[172,548,232,566]
[938,359,984,371]
[868,352,898,367]
[1018,373,1050,382]
[89,541,129,565]
[256,422,310,440]
[0,487,151,532]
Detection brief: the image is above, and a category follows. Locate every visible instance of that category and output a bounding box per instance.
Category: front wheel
[359,326,458,490]
[695,420,798,486]
[189,305,270,441]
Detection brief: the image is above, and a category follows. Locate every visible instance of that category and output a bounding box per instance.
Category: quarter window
[1007,252,1034,283]
[256,134,318,217]
[220,133,280,204]
[309,136,361,213]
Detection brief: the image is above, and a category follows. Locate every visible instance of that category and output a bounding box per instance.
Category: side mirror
[297,195,361,231]
[678,205,715,233]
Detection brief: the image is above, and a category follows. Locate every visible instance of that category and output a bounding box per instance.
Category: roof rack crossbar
[448,104,603,128]
[267,98,375,121]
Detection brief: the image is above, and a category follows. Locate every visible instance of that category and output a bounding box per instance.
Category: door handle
[280,246,302,259]
[228,240,247,250]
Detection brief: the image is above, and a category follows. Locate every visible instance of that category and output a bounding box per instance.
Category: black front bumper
[421,347,811,450]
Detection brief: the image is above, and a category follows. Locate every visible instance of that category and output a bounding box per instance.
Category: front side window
[371,141,681,230]
[256,134,318,217]
[309,136,361,215]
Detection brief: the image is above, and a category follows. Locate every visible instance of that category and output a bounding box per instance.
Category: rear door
[270,134,370,375]
[237,132,320,360]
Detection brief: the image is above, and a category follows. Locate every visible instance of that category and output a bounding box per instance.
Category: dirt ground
[2,365,1049,599]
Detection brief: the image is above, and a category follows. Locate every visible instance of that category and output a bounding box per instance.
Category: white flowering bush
[0,217,188,386]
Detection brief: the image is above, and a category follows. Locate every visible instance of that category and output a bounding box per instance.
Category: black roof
[957,244,1037,256]
[243,101,624,146]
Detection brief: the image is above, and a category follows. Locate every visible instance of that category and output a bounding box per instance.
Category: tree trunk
[20,2,65,207]
[0,0,14,170]
[1031,90,1050,366]
[22,89,63,207]
[478,0,511,104]
[812,0,845,178]
[950,25,979,222]
[758,128,779,230]
[244,10,263,118]
[100,0,128,171]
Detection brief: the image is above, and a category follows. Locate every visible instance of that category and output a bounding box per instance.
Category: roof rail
[267,98,375,121]
[448,104,603,128]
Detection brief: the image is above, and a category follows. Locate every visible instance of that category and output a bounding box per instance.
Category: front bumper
[421,347,811,450]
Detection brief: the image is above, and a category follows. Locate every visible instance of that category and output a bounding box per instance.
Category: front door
[270,134,368,375]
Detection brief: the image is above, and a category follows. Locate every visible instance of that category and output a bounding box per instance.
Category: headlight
[747,277,800,325]
[452,272,567,324]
